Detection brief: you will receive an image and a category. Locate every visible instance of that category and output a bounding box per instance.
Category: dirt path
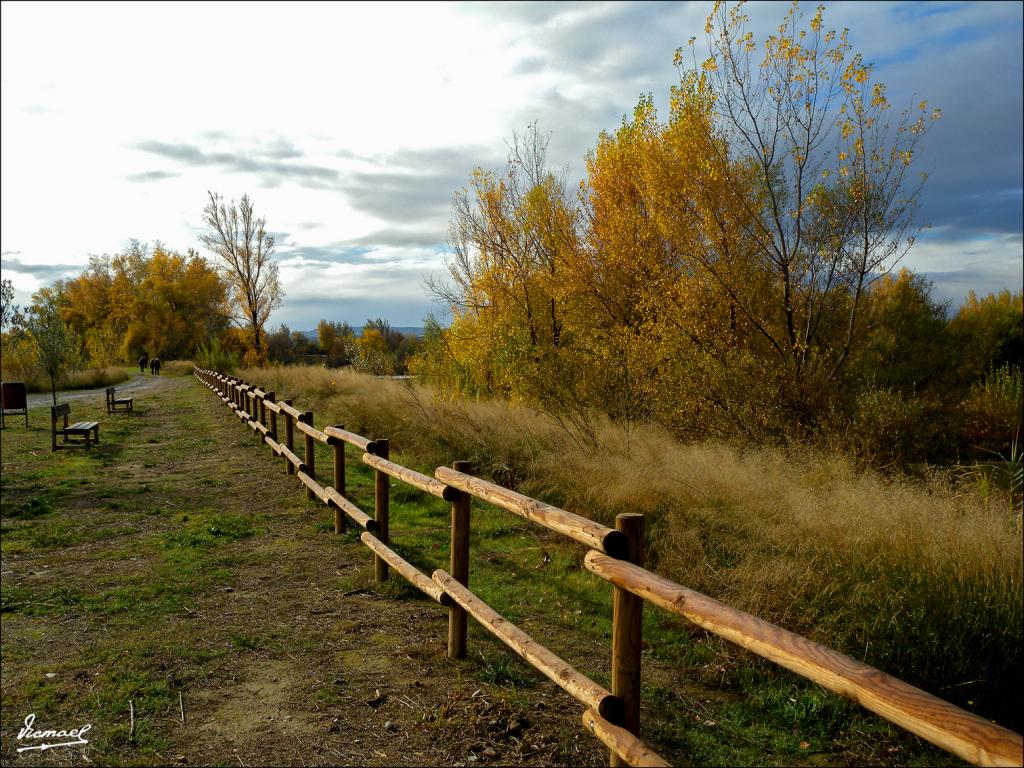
[1,374,603,767]
[25,371,169,408]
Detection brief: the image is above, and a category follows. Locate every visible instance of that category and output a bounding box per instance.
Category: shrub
[196,337,239,373]
[60,367,131,391]
[959,365,1024,456]
[161,359,197,377]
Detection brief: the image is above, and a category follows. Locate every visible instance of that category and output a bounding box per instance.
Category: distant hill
[295,326,426,342]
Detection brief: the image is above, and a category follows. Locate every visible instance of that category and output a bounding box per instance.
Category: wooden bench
[51,404,100,451]
[106,386,134,414]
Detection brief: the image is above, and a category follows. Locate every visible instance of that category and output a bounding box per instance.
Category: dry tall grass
[16,366,132,393]
[161,359,197,377]
[242,364,1023,726]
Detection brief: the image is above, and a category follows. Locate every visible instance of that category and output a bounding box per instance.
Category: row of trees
[267,318,422,375]
[1,190,405,394]
[413,2,1021,464]
[2,247,412,394]
[1,243,228,398]
[1,191,284,387]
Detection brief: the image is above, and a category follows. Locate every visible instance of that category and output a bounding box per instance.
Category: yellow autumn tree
[423,1,941,445]
[56,241,229,365]
[428,124,593,431]
[660,0,940,427]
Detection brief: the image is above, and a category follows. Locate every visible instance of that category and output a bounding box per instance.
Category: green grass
[6,495,54,519]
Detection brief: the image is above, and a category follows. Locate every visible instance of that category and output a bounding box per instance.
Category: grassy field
[0,366,1002,766]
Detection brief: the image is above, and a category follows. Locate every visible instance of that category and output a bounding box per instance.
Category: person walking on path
[151,357,161,376]
[139,354,148,373]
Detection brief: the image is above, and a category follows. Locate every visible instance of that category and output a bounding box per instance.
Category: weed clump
[7,496,54,519]
[162,512,259,549]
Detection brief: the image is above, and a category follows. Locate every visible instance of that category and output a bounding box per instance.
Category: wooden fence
[192,368,1024,768]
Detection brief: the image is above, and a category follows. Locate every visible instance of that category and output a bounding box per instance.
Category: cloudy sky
[2,1,1021,330]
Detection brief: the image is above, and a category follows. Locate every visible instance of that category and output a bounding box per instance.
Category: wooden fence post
[373,439,390,582]
[283,400,294,476]
[267,392,277,444]
[332,425,346,534]
[448,460,473,660]
[258,391,266,428]
[610,512,644,766]
[302,411,315,500]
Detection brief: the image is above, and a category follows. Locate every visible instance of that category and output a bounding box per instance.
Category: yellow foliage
[51,244,229,363]
[426,0,940,442]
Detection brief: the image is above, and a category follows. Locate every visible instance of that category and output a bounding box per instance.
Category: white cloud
[905,231,1024,305]
[1,1,1020,327]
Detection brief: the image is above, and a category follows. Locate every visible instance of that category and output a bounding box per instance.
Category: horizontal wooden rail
[254,421,270,437]
[362,453,459,501]
[360,532,452,606]
[324,486,378,531]
[277,400,304,420]
[279,444,306,474]
[295,418,331,444]
[265,436,283,456]
[434,466,627,559]
[296,471,329,504]
[581,710,670,768]
[263,400,281,414]
[583,551,1024,768]
[432,569,622,723]
[323,425,376,452]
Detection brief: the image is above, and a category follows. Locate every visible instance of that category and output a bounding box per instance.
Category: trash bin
[1,381,29,428]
